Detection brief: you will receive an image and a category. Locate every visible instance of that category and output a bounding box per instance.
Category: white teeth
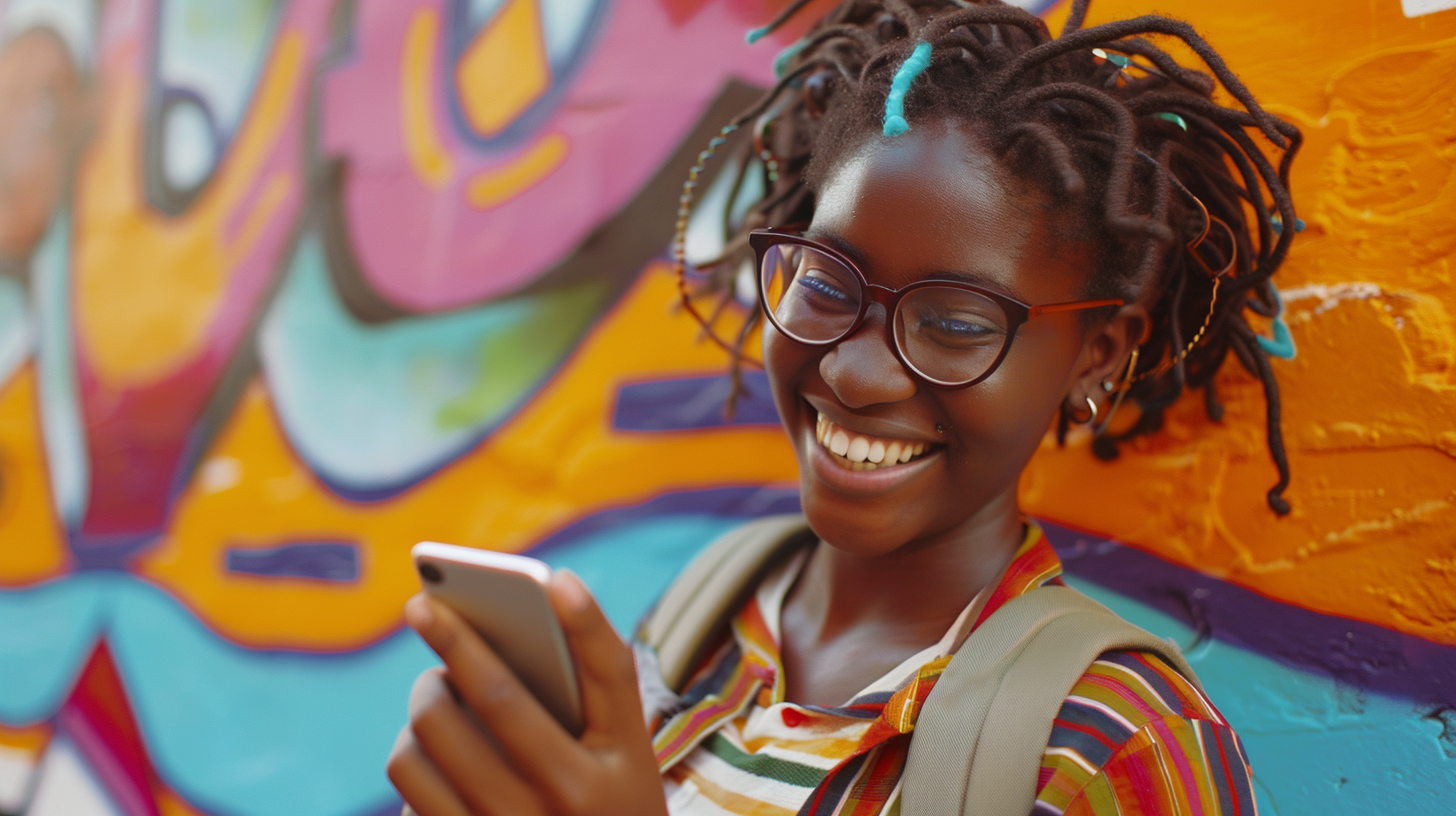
[814,412,934,468]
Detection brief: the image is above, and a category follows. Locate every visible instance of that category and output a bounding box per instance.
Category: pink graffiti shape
[75,0,333,537]
[320,0,775,312]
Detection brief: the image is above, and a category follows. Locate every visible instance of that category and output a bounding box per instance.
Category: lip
[802,419,942,497]
[802,394,942,445]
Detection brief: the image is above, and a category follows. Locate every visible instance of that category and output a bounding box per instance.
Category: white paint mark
[26,739,124,816]
[0,744,39,813]
[198,456,243,494]
[1281,282,1384,317]
[1402,0,1456,18]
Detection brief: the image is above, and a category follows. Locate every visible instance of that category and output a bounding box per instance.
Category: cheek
[944,327,1083,445]
[762,325,814,426]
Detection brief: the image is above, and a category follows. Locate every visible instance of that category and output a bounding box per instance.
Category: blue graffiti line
[611,371,780,432]
[526,486,803,633]
[32,211,90,529]
[225,541,361,582]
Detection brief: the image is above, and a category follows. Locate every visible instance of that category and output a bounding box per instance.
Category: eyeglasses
[749,229,1124,388]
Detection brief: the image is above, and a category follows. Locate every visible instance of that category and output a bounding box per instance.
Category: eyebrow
[806,230,1025,301]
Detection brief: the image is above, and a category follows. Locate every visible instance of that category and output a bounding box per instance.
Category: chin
[797,480,923,558]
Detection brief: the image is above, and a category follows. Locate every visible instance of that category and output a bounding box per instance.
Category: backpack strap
[641,514,815,691]
[903,585,1203,816]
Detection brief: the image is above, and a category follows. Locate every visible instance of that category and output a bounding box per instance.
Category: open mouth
[814,411,940,472]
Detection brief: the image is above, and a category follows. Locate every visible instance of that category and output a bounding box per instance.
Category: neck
[790,487,1026,643]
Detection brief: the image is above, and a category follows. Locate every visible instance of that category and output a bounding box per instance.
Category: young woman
[385,0,1299,813]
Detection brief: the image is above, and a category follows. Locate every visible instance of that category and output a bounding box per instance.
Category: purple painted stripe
[611,372,780,432]
[225,541,360,582]
[526,485,801,556]
[1040,521,1456,707]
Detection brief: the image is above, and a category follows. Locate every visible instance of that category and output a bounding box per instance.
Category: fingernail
[404,594,434,632]
[557,569,590,611]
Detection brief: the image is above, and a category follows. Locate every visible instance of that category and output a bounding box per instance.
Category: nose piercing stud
[936,424,945,434]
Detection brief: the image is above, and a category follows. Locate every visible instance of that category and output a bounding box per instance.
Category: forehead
[808,125,1088,300]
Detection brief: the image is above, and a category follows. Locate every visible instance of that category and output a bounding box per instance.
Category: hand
[386,571,669,816]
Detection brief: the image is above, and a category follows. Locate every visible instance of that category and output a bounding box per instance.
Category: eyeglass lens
[759,243,1012,385]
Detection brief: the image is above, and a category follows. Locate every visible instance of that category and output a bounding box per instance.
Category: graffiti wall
[0,0,1450,813]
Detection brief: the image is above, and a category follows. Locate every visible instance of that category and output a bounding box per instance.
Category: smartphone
[411,542,583,736]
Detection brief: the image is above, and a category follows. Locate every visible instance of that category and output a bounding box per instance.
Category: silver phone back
[412,543,583,736]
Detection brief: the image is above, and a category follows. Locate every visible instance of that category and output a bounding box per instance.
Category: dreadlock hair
[682,0,1302,515]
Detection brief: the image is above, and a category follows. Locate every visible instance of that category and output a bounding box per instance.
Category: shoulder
[1033,650,1257,816]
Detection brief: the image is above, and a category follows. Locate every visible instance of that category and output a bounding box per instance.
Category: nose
[819,305,918,408]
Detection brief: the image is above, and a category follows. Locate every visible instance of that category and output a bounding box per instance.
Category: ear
[1065,303,1149,418]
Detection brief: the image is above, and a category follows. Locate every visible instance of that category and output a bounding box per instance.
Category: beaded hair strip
[1131,191,1233,383]
[673,123,762,361]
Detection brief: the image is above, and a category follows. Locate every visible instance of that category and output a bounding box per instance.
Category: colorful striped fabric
[1035,650,1257,815]
[648,523,1258,816]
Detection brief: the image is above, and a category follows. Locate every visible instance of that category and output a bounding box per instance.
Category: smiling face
[764,123,1132,556]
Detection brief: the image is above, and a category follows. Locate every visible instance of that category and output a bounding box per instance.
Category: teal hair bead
[883,42,932,138]
[1254,286,1297,360]
[773,38,807,77]
[1257,317,1296,360]
[1156,112,1188,131]
[1270,215,1306,235]
[746,25,770,45]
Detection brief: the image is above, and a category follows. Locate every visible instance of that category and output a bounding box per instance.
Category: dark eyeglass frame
[748,227,1125,388]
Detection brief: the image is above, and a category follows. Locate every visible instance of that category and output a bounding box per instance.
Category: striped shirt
[648,523,1257,816]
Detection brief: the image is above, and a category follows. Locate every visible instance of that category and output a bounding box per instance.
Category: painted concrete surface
[0,0,1451,813]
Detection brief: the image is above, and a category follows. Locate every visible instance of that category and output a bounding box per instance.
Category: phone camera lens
[418,562,443,584]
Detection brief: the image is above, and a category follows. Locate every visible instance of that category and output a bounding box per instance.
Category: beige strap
[642,514,813,690]
[903,586,1202,816]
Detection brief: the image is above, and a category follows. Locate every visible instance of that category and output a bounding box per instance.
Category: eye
[795,272,853,303]
[914,312,1005,348]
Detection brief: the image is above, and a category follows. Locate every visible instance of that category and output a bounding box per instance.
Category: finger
[547,570,650,742]
[404,594,591,788]
[386,725,472,816]
[408,669,547,816]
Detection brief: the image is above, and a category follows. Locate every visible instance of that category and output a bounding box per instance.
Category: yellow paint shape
[135,264,798,651]
[467,132,569,209]
[401,7,455,189]
[155,786,213,816]
[74,33,303,387]
[0,367,69,586]
[455,0,551,138]
[0,721,50,755]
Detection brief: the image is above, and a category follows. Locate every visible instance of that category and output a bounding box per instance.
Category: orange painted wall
[1024,0,1456,646]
